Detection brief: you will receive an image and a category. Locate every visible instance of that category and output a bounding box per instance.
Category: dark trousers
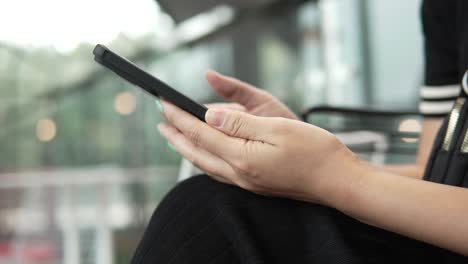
[131,175,465,264]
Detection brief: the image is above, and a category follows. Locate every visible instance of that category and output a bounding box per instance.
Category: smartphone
[93,44,208,122]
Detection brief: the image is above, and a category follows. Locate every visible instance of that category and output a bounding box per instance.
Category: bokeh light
[114,92,137,115]
[36,118,57,142]
[398,119,421,143]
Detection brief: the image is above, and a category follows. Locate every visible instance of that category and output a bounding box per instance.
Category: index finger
[205,70,269,109]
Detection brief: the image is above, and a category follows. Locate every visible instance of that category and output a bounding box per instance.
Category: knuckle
[231,150,250,174]
[231,141,259,177]
[230,141,264,185]
[226,114,244,136]
[233,159,259,180]
[232,161,250,176]
[187,128,202,147]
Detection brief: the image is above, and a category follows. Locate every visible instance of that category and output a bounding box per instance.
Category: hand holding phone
[93,44,208,122]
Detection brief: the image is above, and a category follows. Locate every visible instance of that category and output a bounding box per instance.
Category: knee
[155,174,241,215]
[169,174,232,200]
[137,175,229,241]
[176,174,220,191]
[170,174,255,200]
[132,175,235,263]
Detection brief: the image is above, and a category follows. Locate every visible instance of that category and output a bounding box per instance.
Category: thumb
[206,108,270,141]
[205,70,269,109]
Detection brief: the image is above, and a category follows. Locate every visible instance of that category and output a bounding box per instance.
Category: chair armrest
[299,105,423,158]
[300,105,421,122]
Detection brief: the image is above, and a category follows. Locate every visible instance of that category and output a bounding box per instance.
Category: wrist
[315,143,373,209]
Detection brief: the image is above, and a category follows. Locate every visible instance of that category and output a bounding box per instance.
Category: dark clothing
[422,0,468,187]
[132,0,468,263]
[422,0,459,87]
[420,0,468,117]
[131,176,465,263]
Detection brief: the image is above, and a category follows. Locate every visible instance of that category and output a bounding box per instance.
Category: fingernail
[206,109,225,127]
[206,69,219,78]
[157,122,164,133]
[155,99,164,113]
[167,142,176,151]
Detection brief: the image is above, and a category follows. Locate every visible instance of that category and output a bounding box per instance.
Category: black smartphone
[93,44,208,122]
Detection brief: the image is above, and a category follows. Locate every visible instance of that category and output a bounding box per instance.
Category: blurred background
[0,0,424,263]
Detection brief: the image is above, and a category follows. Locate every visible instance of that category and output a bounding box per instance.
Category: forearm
[332,164,468,256]
[381,164,424,179]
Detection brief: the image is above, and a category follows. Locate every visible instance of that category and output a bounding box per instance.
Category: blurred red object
[0,240,56,263]
[0,242,12,256]
[23,240,56,262]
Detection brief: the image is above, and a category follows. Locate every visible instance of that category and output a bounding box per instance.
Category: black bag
[424,71,468,187]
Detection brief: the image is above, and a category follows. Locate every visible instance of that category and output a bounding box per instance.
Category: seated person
[131,0,468,263]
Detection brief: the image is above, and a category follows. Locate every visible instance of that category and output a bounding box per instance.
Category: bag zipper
[461,129,468,153]
[443,98,465,151]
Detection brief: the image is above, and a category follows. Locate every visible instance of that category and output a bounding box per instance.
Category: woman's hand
[158,100,365,206]
[157,93,468,257]
[204,70,300,120]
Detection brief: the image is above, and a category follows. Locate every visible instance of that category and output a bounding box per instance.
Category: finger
[204,103,246,112]
[158,122,237,184]
[205,108,277,142]
[205,70,270,109]
[159,123,246,186]
[160,100,244,161]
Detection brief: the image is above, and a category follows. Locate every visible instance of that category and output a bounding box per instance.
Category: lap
[131,175,453,264]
